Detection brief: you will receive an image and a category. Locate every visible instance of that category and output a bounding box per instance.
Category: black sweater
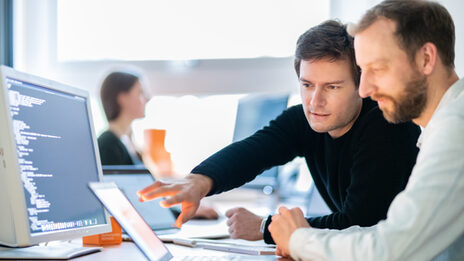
[192,98,420,243]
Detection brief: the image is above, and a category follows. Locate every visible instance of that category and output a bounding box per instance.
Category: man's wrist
[189,173,213,197]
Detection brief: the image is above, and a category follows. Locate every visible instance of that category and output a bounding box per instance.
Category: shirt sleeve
[288,112,464,261]
[191,105,309,195]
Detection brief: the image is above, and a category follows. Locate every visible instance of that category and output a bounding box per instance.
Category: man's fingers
[271,214,280,221]
[228,226,237,238]
[140,185,181,202]
[137,181,163,197]
[160,193,186,207]
[138,181,163,193]
[174,200,200,228]
[278,206,290,215]
[199,208,219,219]
[226,216,234,226]
[175,212,188,228]
[294,207,305,218]
[175,208,196,228]
[175,213,185,228]
[225,208,237,218]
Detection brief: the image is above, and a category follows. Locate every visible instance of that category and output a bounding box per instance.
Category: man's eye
[328,85,340,90]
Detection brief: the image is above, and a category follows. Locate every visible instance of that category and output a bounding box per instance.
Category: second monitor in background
[232,94,289,193]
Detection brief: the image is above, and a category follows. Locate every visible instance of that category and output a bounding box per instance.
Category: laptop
[89,182,277,260]
[102,166,229,241]
[102,166,179,234]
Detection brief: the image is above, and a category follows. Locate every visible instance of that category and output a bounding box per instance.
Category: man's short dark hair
[100,71,139,121]
[294,20,360,87]
[349,0,455,69]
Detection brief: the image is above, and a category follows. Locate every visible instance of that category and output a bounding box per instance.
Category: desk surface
[75,241,288,260]
[77,188,297,261]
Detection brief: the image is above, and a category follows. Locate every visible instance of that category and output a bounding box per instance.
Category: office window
[57,0,329,61]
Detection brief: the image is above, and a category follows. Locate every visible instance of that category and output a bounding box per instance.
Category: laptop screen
[89,182,173,261]
[102,172,177,231]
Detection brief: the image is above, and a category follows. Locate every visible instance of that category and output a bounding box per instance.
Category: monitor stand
[0,242,102,259]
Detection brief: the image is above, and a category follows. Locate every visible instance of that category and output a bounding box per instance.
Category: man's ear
[417,42,437,76]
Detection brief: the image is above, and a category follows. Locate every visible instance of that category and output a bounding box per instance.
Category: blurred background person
[98,71,147,166]
[98,70,218,220]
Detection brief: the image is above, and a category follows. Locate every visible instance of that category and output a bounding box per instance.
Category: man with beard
[269,1,464,260]
[138,20,421,245]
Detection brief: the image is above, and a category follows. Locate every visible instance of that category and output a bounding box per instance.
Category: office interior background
[1,0,463,175]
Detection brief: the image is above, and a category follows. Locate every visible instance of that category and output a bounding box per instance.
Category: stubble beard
[376,73,428,123]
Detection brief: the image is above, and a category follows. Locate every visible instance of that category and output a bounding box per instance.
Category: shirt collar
[416,78,464,148]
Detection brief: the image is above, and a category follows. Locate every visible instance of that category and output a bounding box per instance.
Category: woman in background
[98,71,146,165]
[98,71,218,219]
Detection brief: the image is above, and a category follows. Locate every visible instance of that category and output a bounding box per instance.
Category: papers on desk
[154,217,275,255]
[171,238,276,255]
[158,219,230,242]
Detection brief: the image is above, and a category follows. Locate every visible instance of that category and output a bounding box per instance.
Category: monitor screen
[233,94,289,142]
[232,94,288,190]
[6,76,107,236]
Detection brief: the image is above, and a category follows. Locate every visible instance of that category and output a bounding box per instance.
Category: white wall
[330,0,380,24]
[440,0,464,76]
[13,0,300,97]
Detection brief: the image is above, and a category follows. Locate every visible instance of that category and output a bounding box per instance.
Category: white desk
[75,241,229,260]
[72,188,293,260]
[74,241,289,260]
[11,188,297,261]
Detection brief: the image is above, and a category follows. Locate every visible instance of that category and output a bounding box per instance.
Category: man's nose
[310,87,325,108]
[358,72,375,98]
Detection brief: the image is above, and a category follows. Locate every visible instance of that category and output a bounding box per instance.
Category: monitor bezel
[0,65,111,247]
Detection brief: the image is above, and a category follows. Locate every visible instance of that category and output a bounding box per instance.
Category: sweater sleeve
[306,109,420,229]
[191,105,309,195]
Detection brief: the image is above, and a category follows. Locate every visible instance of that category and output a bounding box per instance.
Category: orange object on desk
[83,217,122,245]
[143,129,173,175]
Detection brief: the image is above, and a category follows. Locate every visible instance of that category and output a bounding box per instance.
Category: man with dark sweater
[138,20,421,244]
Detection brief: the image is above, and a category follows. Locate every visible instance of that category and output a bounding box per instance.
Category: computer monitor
[233,93,289,192]
[0,66,111,248]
